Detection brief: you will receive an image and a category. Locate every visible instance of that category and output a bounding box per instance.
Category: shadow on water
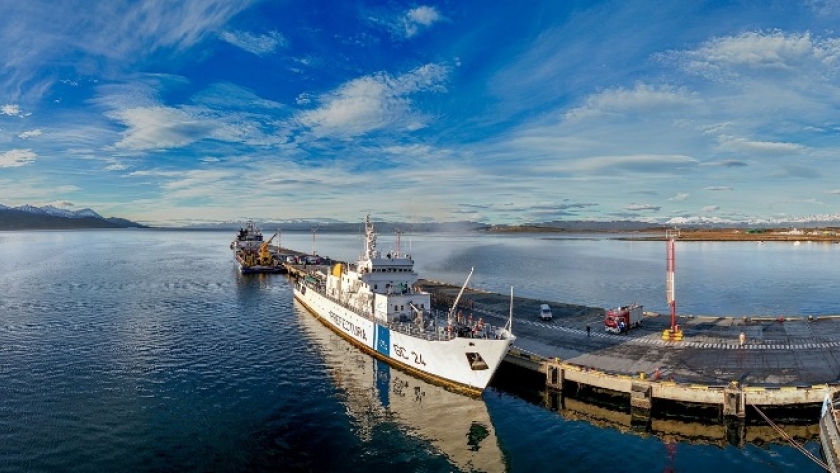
[490,362,821,450]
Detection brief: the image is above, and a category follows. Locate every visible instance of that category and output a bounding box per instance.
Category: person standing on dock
[739,331,746,346]
[586,324,590,337]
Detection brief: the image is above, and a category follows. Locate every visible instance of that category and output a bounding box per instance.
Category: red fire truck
[604,303,643,334]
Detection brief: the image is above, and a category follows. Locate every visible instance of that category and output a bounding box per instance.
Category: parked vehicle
[539,304,553,321]
[604,303,643,333]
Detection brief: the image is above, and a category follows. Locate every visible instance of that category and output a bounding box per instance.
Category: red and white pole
[666,229,678,333]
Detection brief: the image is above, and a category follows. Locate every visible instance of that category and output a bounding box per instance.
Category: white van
[539,304,553,321]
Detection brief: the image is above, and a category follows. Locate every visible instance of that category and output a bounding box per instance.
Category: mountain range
[4,203,840,232]
[0,204,146,230]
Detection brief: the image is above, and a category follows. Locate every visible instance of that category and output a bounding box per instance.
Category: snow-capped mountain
[0,203,144,229]
[15,204,103,219]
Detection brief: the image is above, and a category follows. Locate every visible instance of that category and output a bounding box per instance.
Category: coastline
[618,228,840,242]
[488,226,840,242]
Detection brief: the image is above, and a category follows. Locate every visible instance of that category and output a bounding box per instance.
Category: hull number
[393,344,426,366]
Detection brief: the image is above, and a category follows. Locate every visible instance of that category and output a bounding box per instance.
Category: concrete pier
[414,279,840,416]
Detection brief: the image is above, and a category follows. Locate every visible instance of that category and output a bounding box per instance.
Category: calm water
[0,229,835,472]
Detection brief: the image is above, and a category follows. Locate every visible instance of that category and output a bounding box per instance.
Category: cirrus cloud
[219,30,286,56]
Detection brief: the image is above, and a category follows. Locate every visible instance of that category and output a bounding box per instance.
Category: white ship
[293,215,514,395]
[821,394,840,472]
[296,304,506,472]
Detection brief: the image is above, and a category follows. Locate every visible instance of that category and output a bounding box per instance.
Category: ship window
[374,285,378,290]
[394,305,398,311]
[466,353,489,371]
[400,305,404,311]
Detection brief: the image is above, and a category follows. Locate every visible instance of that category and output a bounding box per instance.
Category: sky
[2,0,840,226]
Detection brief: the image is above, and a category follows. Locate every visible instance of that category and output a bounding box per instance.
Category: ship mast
[364,214,377,261]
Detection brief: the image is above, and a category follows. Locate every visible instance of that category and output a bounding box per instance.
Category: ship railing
[315,287,503,341]
[318,288,376,319]
[388,314,502,342]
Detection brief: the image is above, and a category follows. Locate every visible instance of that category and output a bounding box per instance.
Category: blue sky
[2,0,840,226]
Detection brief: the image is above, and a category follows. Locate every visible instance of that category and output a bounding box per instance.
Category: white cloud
[45,200,75,208]
[110,106,212,150]
[1,104,23,117]
[17,129,42,139]
[625,203,661,212]
[550,154,698,174]
[297,63,449,138]
[702,205,719,212]
[98,80,287,150]
[669,193,689,201]
[127,170,184,177]
[667,31,840,81]
[219,30,286,56]
[0,149,36,167]
[716,136,804,155]
[404,6,441,38]
[705,186,734,191]
[104,163,130,171]
[829,189,840,194]
[564,84,696,121]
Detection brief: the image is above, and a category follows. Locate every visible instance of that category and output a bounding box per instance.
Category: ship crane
[258,232,278,266]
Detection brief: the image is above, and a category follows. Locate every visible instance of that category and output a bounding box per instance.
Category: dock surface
[415,279,840,409]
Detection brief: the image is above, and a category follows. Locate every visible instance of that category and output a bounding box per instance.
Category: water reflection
[295,304,507,473]
[533,386,819,451]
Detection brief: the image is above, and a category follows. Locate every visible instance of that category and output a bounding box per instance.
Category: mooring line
[752,405,829,471]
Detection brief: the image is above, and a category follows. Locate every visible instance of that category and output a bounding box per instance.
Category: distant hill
[180,220,485,233]
[0,204,146,230]
[178,216,840,234]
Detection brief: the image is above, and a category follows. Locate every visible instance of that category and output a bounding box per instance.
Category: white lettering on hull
[327,310,368,341]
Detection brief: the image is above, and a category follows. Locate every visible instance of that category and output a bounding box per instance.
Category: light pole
[663,228,683,341]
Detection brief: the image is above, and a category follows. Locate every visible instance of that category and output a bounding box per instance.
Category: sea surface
[0,229,836,472]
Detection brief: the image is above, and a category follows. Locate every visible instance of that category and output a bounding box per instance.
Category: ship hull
[233,251,285,274]
[821,395,840,472]
[293,284,510,395]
